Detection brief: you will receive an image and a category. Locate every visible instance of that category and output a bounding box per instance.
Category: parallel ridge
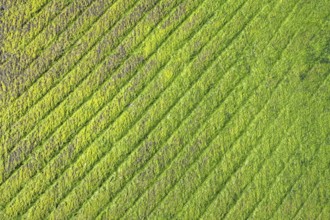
[0,0,329,219]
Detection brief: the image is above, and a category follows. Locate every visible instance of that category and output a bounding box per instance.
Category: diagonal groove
[44,1,198,217]
[215,2,311,218]
[242,72,330,220]
[176,68,289,219]
[197,7,328,220]
[268,145,328,219]
[269,150,325,220]
[0,0,137,161]
[0,0,193,206]
[4,0,157,174]
[1,0,127,127]
[0,2,161,211]
[141,5,289,220]
[1,0,93,103]
[175,10,312,220]
[121,58,243,219]
[1,0,55,68]
[21,0,76,50]
[12,0,95,91]
[116,4,263,217]
[288,179,320,219]
[72,1,254,217]
[1,0,134,151]
[1,0,163,210]
[2,0,53,55]
[94,8,250,220]
[65,14,220,218]
[293,166,330,220]
[201,66,327,220]
[94,2,270,218]
[220,76,293,220]
[314,201,329,220]
[39,0,222,217]
[3,0,151,175]
[198,41,322,220]
[1,0,328,219]
[21,0,54,28]
[18,0,112,74]
[9,0,206,217]
[223,40,329,220]
[3,0,186,195]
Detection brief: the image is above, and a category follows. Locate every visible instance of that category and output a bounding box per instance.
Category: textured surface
[0,0,329,219]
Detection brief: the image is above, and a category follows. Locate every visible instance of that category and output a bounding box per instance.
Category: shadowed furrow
[0,0,328,219]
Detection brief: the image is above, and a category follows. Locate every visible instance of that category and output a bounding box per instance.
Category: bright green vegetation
[0,0,329,219]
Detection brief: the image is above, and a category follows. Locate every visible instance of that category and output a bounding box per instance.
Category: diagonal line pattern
[0,0,200,213]
[2,0,157,182]
[175,3,328,220]
[1,0,328,219]
[0,0,127,131]
[3,0,160,182]
[7,0,211,217]
[21,0,54,28]
[242,72,330,220]
[96,1,300,218]
[2,0,139,155]
[29,0,224,217]
[1,0,164,209]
